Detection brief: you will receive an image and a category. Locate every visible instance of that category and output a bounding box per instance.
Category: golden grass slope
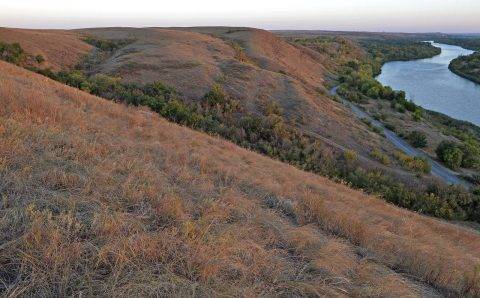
[1,61,480,296]
[0,27,92,70]
[74,27,398,163]
[179,27,328,87]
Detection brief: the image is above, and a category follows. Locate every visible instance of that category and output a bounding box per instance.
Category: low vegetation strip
[433,37,480,51]
[1,60,480,296]
[360,39,441,70]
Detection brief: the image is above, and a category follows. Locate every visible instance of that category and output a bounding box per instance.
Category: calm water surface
[377,42,480,126]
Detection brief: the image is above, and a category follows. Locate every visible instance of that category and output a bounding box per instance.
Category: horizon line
[1,25,479,35]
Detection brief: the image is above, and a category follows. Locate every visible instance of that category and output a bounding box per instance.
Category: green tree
[407,131,427,148]
[436,141,464,170]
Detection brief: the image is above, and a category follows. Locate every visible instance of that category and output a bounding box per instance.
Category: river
[376,42,480,126]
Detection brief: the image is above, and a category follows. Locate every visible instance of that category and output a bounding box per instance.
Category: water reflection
[377,42,480,126]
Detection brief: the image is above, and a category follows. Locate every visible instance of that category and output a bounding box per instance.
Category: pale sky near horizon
[1,0,479,33]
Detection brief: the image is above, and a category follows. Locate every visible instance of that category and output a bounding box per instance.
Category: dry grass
[1,60,480,296]
[0,27,92,70]
[75,27,395,162]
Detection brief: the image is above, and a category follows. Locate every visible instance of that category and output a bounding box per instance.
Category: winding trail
[330,86,470,188]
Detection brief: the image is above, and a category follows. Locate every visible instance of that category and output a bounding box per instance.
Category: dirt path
[330,86,470,188]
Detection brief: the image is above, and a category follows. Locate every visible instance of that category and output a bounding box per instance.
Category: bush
[404,100,417,112]
[407,131,427,148]
[384,123,396,132]
[394,151,431,174]
[343,150,358,163]
[371,149,390,165]
[35,54,45,64]
[461,140,480,169]
[474,187,480,196]
[436,141,464,170]
[412,109,423,121]
[0,42,26,64]
[82,36,135,52]
[372,126,384,135]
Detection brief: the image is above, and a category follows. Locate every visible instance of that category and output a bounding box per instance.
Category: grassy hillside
[0,27,92,70]
[4,28,480,223]
[2,60,480,296]
[450,51,480,84]
[73,27,394,161]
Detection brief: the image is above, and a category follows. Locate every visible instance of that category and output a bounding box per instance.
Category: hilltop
[1,60,480,296]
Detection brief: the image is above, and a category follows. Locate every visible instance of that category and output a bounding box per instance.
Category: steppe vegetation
[1,25,480,296]
[1,60,480,296]
[2,38,478,223]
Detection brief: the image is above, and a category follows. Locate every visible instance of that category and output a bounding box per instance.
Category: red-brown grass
[1,60,479,296]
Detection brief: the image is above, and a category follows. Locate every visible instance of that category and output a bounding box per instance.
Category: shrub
[436,141,464,170]
[370,149,390,165]
[82,36,135,52]
[461,140,480,169]
[366,86,380,98]
[394,151,431,174]
[371,126,384,135]
[395,103,406,113]
[404,100,417,112]
[474,187,480,196]
[264,100,283,116]
[0,41,26,64]
[346,60,360,70]
[384,123,396,132]
[412,109,423,121]
[407,131,427,148]
[202,84,239,113]
[373,113,387,121]
[35,54,45,64]
[56,70,89,89]
[89,74,122,96]
[230,42,252,64]
[143,81,176,99]
[343,150,358,166]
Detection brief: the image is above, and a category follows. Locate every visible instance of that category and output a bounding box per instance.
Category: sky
[1,0,479,33]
